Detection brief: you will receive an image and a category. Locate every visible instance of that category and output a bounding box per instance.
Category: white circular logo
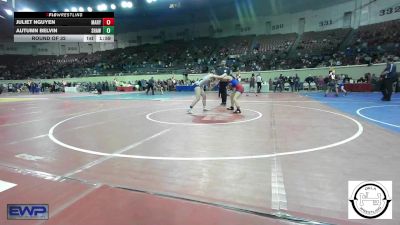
[349,181,391,219]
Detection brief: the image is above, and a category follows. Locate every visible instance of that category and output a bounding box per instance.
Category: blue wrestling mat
[303,92,400,133]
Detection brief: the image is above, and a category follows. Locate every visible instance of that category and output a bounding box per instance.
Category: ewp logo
[7,204,49,220]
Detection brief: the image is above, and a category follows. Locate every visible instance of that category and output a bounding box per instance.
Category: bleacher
[350,19,400,53]
[297,28,351,55]
[1,21,400,80]
[254,33,297,53]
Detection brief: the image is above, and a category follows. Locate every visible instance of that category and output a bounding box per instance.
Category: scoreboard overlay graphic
[13,12,114,42]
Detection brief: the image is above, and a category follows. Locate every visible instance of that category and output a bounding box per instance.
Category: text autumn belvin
[15,28,58,34]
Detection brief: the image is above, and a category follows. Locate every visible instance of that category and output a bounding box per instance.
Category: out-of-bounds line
[356,105,400,128]
[48,104,364,161]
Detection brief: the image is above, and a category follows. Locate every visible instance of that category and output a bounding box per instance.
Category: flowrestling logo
[348,181,392,219]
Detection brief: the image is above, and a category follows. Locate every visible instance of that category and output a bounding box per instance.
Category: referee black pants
[146,84,154,95]
[220,87,227,104]
[382,78,396,101]
[219,82,228,104]
[257,82,262,93]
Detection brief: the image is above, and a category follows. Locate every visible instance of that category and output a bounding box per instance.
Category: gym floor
[0,91,399,225]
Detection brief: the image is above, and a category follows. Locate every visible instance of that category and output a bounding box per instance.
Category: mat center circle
[146,108,262,125]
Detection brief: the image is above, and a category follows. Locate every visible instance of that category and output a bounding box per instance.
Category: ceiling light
[4,9,13,16]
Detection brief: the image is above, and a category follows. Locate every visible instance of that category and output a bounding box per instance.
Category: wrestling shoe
[233,109,241,114]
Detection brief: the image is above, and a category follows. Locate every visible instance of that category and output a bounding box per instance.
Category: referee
[256,73,262,93]
[381,58,397,101]
[146,77,155,95]
[217,64,231,106]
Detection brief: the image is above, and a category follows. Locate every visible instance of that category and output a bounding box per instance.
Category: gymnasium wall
[359,0,400,26]
[1,62,398,84]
